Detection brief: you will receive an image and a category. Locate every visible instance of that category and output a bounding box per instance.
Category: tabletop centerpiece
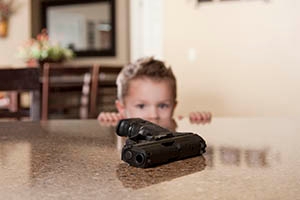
[17,29,74,67]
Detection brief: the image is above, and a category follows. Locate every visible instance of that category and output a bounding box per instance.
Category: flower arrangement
[0,0,16,19]
[17,29,74,64]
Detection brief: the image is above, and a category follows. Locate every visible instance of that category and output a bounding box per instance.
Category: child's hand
[188,111,212,124]
[97,112,124,124]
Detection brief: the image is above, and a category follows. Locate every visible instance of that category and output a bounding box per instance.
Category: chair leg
[42,64,50,120]
[8,92,18,112]
[90,64,99,118]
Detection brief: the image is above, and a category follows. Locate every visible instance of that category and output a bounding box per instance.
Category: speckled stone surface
[1,118,300,199]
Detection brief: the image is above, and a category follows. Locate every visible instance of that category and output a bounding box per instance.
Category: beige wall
[0,0,31,67]
[0,0,130,67]
[164,0,300,117]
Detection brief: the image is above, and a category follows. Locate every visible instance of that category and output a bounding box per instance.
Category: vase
[38,59,65,70]
[0,18,8,38]
[26,59,39,68]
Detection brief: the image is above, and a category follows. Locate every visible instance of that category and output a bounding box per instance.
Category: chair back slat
[41,63,95,120]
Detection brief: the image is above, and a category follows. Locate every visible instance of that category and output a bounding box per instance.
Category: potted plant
[17,29,75,67]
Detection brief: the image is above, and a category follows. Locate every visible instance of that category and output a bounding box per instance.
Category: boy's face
[116,77,177,121]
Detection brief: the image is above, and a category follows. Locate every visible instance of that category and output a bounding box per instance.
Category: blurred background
[0,0,299,118]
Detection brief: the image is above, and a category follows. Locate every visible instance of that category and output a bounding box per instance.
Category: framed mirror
[40,0,116,57]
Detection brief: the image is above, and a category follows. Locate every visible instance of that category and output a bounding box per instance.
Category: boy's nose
[147,107,159,120]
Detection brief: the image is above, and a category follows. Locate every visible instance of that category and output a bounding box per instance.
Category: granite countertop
[0,118,300,199]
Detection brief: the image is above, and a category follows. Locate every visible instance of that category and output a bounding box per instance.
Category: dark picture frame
[40,0,116,57]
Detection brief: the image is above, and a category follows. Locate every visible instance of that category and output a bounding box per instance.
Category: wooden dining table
[0,117,299,199]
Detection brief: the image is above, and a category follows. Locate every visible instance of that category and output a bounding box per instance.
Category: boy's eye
[136,104,145,109]
[158,103,169,109]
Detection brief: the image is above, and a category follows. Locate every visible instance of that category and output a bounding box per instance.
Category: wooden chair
[41,63,99,120]
[89,65,122,118]
[0,68,40,121]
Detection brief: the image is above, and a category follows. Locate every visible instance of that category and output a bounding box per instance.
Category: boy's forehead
[125,78,175,99]
[128,77,171,89]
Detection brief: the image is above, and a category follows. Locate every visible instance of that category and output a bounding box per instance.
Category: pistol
[116,118,206,168]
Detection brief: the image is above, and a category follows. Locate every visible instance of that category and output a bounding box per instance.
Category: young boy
[98,57,211,124]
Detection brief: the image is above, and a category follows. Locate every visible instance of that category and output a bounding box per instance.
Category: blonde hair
[116,57,177,102]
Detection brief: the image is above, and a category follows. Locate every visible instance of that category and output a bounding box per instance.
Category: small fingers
[189,111,212,124]
[97,112,124,126]
[111,112,123,122]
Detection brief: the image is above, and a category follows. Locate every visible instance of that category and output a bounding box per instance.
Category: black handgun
[116,118,207,168]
